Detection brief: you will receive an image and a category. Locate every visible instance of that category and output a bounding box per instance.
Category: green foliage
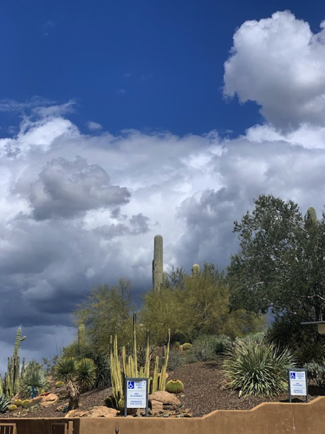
[188,335,232,362]
[304,362,325,387]
[74,280,134,352]
[20,361,48,398]
[141,264,263,346]
[165,379,184,394]
[266,314,325,364]
[0,394,10,413]
[56,357,79,382]
[228,195,325,323]
[62,341,111,388]
[167,349,186,372]
[77,358,97,391]
[223,340,295,396]
[56,357,96,389]
[55,356,97,410]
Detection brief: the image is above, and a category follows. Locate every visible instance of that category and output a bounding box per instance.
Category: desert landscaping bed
[1,359,323,419]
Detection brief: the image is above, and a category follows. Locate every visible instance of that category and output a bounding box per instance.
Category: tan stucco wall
[0,418,79,434]
[2,397,325,434]
[79,397,325,434]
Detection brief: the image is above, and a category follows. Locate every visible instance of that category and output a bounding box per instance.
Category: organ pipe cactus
[2,327,26,397]
[109,313,170,405]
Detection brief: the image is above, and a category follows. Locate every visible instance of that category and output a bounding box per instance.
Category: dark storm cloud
[29,156,130,220]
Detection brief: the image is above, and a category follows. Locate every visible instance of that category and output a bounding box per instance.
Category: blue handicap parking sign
[290,372,296,379]
[127,381,135,389]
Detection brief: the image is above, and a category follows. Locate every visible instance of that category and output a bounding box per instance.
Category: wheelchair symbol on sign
[127,381,135,389]
[290,372,296,379]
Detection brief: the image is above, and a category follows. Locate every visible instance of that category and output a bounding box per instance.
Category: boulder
[40,393,59,407]
[65,406,119,418]
[149,391,181,407]
[150,400,163,415]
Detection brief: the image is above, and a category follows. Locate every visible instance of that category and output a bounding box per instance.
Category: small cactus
[182,343,192,351]
[8,404,17,411]
[13,399,22,407]
[165,379,184,394]
[21,399,31,408]
[55,381,64,388]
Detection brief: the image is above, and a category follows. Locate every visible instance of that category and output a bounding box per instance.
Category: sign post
[124,377,149,417]
[288,368,308,403]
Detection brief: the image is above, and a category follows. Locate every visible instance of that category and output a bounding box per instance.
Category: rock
[65,409,89,418]
[89,406,119,417]
[40,393,59,407]
[149,391,181,407]
[56,403,68,412]
[150,399,163,415]
[65,406,119,418]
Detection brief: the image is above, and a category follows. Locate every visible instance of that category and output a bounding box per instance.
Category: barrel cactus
[21,399,31,408]
[165,379,184,394]
[182,343,192,351]
[8,404,17,412]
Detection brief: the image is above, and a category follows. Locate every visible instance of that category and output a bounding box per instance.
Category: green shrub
[0,394,10,413]
[165,379,184,394]
[305,362,325,387]
[189,335,232,362]
[167,349,186,372]
[223,340,295,396]
[266,314,325,364]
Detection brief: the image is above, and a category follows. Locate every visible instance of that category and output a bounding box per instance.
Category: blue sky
[1,0,322,137]
[2,1,325,370]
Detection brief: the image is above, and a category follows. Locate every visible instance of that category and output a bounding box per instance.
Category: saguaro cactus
[152,234,163,291]
[306,207,317,223]
[78,322,86,350]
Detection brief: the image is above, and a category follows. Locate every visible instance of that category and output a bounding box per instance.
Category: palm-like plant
[55,357,96,409]
[223,340,295,396]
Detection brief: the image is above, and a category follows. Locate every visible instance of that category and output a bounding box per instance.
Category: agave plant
[0,393,11,413]
[223,340,295,397]
[55,357,96,410]
[20,361,48,398]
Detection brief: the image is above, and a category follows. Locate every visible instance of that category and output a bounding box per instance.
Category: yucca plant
[55,357,96,410]
[223,340,295,397]
[0,393,10,413]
